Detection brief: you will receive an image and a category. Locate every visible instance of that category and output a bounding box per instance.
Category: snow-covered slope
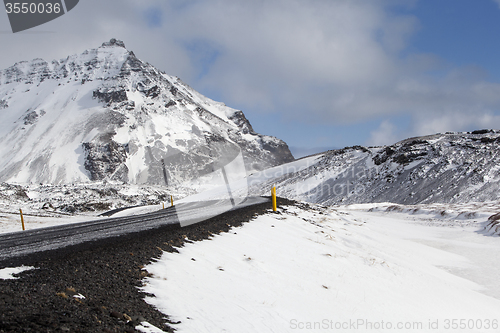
[142,203,500,332]
[248,130,500,205]
[0,39,293,185]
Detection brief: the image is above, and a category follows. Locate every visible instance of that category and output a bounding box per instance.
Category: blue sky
[2,0,500,157]
[409,0,500,78]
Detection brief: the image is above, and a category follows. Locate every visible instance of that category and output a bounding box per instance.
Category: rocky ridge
[250,130,500,205]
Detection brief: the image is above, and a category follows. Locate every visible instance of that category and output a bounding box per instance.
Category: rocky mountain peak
[101,38,126,48]
[0,39,294,185]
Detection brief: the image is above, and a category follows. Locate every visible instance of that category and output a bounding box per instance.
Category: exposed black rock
[82,141,129,182]
[23,110,38,125]
[101,38,126,48]
[228,111,256,135]
[93,88,128,105]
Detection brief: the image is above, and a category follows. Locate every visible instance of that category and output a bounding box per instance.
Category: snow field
[141,204,500,333]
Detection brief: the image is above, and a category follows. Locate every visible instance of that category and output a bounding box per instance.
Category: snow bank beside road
[142,203,500,332]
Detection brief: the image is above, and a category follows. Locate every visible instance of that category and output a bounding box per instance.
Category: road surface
[0,197,269,263]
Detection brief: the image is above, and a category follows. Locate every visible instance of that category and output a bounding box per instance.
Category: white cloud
[411,110,500,137]
[174,0,408,112]
[493,0,500,9]
[368,120,399,146]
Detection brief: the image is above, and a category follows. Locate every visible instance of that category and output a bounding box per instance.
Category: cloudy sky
[2,0,500,156]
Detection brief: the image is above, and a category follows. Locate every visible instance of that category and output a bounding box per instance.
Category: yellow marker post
[272,186,277,212]
[162,202,165,209]
[20,209,25,231]
[171,195,174,207]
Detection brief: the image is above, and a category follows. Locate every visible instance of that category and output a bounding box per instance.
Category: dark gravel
[0,197,295,333]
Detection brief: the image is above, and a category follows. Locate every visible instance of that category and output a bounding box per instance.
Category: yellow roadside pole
[171,195,174,207]
[20,209,25,231]
[272,186,277,212]
[162,202,165,209]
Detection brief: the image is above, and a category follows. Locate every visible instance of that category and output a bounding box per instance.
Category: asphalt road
[0,196,269,263]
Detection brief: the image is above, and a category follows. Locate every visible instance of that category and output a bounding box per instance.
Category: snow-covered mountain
[249,130,500,205]
[0,38,293,185]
